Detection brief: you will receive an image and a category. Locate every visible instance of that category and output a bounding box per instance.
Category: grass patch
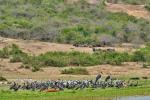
[1,87,150,100]
[61,68,89,75]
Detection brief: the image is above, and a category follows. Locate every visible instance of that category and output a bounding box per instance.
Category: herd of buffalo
[9,74,140,92]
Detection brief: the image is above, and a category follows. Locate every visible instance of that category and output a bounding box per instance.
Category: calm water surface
[115,96,150,100]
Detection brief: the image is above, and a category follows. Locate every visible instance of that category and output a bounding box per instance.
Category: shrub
[9,44,23,55]
[118,0,148,5]
[43,57,68,67]
[133,46,150,62]
[132,51,146,62]
[31,66,40,72]
[7,44,28,63]
[145,3,150,11]
[146,42,150,47]
[0,76,7,81]
[0,0,150,44]
[24,65,30,69]
[10,54,23,63]
[0,47,10,58]
[2,44,150,71]
[61,68,89,75]
[0,44,27,60]
[143,63,148,68]
[30,51,133,67]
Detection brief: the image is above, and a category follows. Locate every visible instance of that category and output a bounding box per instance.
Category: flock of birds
[9,74,139,92]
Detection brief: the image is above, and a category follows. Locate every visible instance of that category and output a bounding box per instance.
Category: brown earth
[66,0,150,19]
[0,37,147,80]
[106,2,150,19]
[0,37,143,55]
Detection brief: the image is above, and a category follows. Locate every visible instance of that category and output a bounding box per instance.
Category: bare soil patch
[0,37,143,55]
[106,2,150,19]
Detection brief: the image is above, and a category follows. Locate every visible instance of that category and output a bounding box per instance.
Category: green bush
[133,46,150,62]
[0,44,28,63]
[61,68,89,75]
[35,51,132,67]
[31,66,40,72]
[10,54,23,63]
[132,51,146,62]
[0,76,7,81]
[0,47,10,58]
[146,42,150,47]
[2,44,150,71]
[117,0,148,5]
[145,3,150,11]
[0,0,150,45]
[143,63,148,68]
[9,44,23,55]
[24,65,30,69]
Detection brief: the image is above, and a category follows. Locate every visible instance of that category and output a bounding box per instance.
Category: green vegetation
[134,45,150,67]
[0,44,28,62]
[135,46,150,62]
[61,68,89,75]
[0,44,131,70]
[1,86,150,100]
[1,44,150,71]
[117,0,148,5]
[0,0,150,45]
[1,78,150,100]
[145,3,150,11]
[0,76,7,81]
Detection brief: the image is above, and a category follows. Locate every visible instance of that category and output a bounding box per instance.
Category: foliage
[31,66,40,72]
[135,46,150,62]
[0,76,7,81]
[0,0,150,45]
[132,51,146,62]
[1,44,150,71]
[117,0,148,5]
[0,47,10,58]
[145,3,150,11]
[0,45,132,68]
[0,44,27,59]
[61,68,89,75]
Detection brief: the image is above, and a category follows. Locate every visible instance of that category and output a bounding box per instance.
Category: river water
[115,96,150,100]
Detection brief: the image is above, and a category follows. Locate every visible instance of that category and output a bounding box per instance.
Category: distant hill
[0,0,150,45]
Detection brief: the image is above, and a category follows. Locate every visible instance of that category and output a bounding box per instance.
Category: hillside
[0,0,150,46]
[106,2,150,19]
[1,1,150,100]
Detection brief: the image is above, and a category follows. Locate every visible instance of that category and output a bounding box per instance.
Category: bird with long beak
[95,72,103,84]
